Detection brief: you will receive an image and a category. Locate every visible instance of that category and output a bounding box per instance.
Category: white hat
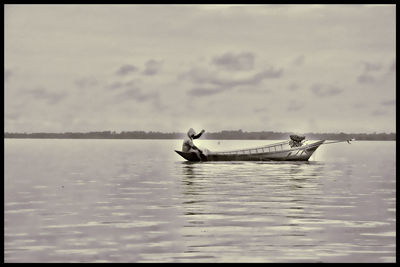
[187,128,196,138]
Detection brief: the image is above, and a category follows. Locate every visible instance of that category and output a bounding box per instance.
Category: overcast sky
[4,4,396,134]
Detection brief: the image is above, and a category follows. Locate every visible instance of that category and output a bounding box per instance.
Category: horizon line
[4,130,396,135]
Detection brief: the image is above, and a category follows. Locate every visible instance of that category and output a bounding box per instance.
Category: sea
[4,139,396,263]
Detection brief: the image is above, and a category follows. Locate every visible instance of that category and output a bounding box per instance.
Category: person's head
[187,128,196,138]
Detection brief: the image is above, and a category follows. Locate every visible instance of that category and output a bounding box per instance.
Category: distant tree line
[3,130,396,140]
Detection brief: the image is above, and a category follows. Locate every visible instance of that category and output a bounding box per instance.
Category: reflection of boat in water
[175,136,326,162]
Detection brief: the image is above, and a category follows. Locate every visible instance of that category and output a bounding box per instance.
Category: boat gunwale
[213,140,290,154]
[210,140,324,156]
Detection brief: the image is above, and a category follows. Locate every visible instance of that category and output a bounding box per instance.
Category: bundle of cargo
[289,135,305,148]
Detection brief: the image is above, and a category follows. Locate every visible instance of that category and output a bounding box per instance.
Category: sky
[4,4,396,134]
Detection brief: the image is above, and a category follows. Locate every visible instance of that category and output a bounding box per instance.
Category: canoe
[175,140,325,162]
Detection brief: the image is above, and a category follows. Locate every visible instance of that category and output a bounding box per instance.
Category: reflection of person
[182,128,205,159]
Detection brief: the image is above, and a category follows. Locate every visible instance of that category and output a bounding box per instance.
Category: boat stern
[175,150,207,161]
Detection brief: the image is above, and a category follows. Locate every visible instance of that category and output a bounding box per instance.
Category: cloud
[389,60,396,72]
[357,74,375,84]
[4,5,395,133]
[105,80,139,90]
[292,55,305,67]
[181,66,283,89]
[25,87,67,104]
[116,64,138,76]
[187,87,227,96]
[143,60,162,76]
[5,69,13,82]
[116,87,159,103]
[251,68,283,81]
[353,102,366,109]
[381,100,395,106]
[371,109,387,116]
[5,112,20,120]
[211,52,255,71]
[75,77,99,89]
[356,60,391,84]
[115,86,165,112]
[254,107,268,113]
[179,68,215,84]
[311,83,343,97]
[105,81,124,90]
[361,61,382,72]
[287,83,299,91]
[135,92,159,102]
[287,100,303,111]
[181,64,283,97]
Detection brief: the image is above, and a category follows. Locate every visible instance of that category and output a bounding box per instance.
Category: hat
[187,128,196,138]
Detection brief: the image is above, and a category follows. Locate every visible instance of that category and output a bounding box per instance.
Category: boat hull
[175,140,325,162]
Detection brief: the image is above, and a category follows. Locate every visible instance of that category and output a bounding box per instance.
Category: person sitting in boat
[182,128,205,159]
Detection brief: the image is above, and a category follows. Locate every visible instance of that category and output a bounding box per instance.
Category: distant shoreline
[3,138,396,141]
[4,130,396,141]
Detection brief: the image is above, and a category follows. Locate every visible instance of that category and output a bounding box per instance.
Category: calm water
[4,139,396,263]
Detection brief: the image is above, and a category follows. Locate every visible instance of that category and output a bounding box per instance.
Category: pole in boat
[321,138,355,145]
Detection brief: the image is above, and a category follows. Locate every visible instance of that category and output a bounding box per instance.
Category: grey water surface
[4,139,396,262]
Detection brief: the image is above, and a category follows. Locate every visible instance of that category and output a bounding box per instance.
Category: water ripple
[4,139,396,262]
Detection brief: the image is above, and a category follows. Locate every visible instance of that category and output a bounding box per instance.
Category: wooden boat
[175,139,326,162]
